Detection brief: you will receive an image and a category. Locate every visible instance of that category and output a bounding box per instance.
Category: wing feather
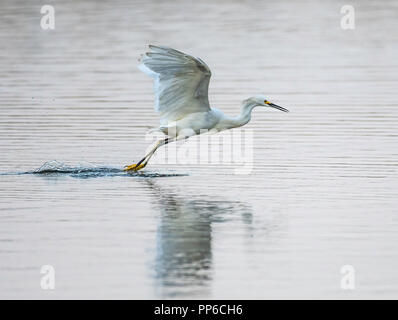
[138,45,212,124]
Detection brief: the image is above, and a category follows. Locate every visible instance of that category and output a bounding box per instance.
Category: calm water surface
[1,0,398,299]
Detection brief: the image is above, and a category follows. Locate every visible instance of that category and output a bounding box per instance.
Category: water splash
[33,160,118,174]
[29,160,123,178]
[0,160,188,178]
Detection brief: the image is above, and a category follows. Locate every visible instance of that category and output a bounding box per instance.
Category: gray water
[1,0,398,299]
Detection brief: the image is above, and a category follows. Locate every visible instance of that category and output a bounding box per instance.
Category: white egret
[124,45,288,171]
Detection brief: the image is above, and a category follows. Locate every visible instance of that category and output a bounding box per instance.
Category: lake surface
[1,0,397,299]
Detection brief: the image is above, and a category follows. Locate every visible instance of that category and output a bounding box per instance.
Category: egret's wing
[138,45,211,123]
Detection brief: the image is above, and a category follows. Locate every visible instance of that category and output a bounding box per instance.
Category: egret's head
[249,95,289,113]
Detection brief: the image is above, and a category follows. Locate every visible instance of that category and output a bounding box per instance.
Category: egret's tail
[147,126,176,137]
[147,127,162,134]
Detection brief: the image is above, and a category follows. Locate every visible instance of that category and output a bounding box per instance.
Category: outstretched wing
[138,45,212,123]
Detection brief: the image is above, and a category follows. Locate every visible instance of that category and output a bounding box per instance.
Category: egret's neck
[234,101,258,127]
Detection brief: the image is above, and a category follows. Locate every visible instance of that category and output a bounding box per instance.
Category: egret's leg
[134,138,171,169]
[139,134,190,168]
[124,138,172,171]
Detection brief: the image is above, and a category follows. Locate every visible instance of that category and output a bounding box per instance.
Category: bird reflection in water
[144,180,252,298]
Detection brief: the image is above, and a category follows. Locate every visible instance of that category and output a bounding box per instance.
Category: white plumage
[124,45,288,171]
[138,45,211,125]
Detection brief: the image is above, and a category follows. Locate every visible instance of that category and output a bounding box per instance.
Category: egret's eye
[264,100,270,104]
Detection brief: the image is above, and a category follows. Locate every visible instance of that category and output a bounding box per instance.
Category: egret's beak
[265,101,289,113]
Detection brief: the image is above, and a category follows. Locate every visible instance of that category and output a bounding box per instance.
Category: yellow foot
[123,163,147,172]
